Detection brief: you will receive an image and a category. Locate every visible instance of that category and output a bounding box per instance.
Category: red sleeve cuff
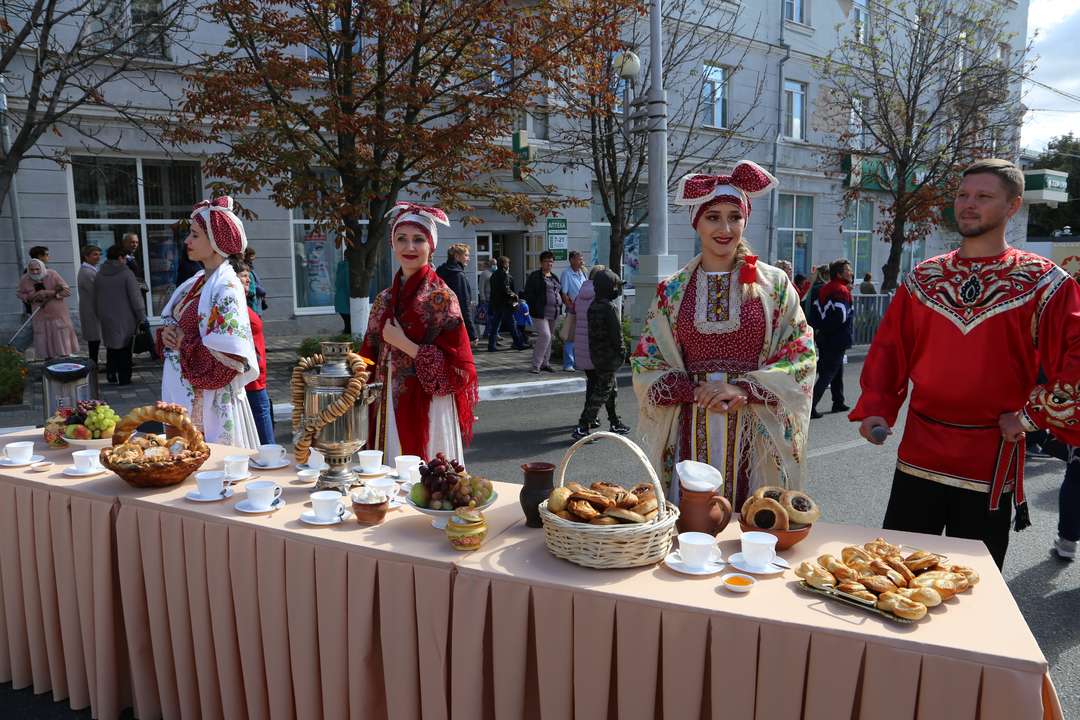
[647,371,695,406]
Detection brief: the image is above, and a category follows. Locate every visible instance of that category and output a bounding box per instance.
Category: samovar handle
[362,382,383,406]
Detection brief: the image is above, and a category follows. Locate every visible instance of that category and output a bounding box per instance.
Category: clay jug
[520,462,556,528]
[677,488,733,535]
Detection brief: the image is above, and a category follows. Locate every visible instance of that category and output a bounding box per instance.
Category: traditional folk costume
[157,197,260,448]
[851,247,1080,567]
[360,203,478,462]
[632,162,817,508]
[17,260,80,359]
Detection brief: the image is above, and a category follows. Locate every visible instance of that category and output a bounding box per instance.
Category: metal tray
[795,581,916,625]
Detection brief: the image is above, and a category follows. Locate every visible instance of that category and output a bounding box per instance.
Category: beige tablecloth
[113,447,525,720]
[450,521,1062,720]
[0,430,131,720]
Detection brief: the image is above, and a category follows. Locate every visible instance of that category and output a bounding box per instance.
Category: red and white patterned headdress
[191,196,247,257]
[384,202,450,251]
[674,160,779,227]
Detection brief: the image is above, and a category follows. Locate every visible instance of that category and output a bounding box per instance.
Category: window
[591,183,646,291]
[853,0,869,42]
[90,0,171,60]
[901,238,926,277]
[849,96,869,149]
[290,185,363,313]
[776,193,813,275]
[515,109,550,142]
[843,198,874,280]
[783,80,807,140]
[784,0,806,24]
[71,156,202,316]
[702,65,729,128]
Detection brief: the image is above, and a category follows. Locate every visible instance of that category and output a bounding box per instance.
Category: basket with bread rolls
[99,402,211,488]
[794,536,980,623]
[739,486,821,550]
[538,431,679,569]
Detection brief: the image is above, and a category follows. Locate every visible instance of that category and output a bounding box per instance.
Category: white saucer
[223,472,252,483]
[0,454,45,467]
[727,552,785,575]
[388,496,406,509]
[62,465,107,477]
[250,458,291,470]
[235,497,285,514]
[663,550,726,576]
[186,487,234,502]
[300,509,347,526]
[297,462,328,472]
[354,464,393,477]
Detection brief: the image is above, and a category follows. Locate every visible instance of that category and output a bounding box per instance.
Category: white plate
[0,454,45,468]
[406,491,498,529]
[62,465,107,477]
[250,458,291,470]
[727,552,786,576]
[300,508,348,526]
[663,550,726,576]
[186,487,235,502]
[297,462,328,472]
[61,435,112,449]
[235,497,285,514]
[353,464,393,477]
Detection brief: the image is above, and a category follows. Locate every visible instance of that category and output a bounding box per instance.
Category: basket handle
[109,402,208,452]
[554,431,668,521]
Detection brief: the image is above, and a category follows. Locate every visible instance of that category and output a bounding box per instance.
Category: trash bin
[42,360,100,424]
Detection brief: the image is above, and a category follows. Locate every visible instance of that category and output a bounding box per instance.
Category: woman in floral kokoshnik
[360,203,478,462]
[157,197,260,448]
[632,161,817,508]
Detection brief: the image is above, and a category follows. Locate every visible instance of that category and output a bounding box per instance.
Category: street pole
[0,75,26,273]
[632,0,679,335]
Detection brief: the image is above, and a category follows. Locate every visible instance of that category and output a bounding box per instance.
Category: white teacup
[246,480,282,511]
[224,454,249,480]
[71,449,102,472]
[307,449,326,469]
[195,470,226,499]
[310,490,345,521]
[5,441,34,464]
[740,531,778,569]
[356,450,383,473]
[296,468,321,484]
[394,454,422,477]
[366,476,399,498]
[678,532,720,569]
[406,464,423,487]
[257,444,287,466]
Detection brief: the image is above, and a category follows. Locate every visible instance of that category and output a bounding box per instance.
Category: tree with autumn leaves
[168,0,625,332]
[816,0,1029,290]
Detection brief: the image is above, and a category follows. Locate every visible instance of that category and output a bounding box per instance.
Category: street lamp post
[630,0,679,335]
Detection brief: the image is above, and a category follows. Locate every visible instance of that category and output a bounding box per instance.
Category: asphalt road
[4,360,1078,718]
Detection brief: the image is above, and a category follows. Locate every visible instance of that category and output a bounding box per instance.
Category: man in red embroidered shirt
[851,159,1080,568]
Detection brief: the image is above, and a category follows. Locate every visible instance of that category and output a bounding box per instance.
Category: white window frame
[783,80,807,140]
[289,213,366,316]
[842,198,874,279]
[90,0,172,60]
[702,64,729,129]
[784,0,806,25]
[776,192,814,274]
[853,0,869,43]
[66,154,201,321]
[849,96,869,150]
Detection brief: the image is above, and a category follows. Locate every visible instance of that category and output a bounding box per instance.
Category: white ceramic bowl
[720,572,756,593]
[405,491,498,529]
[61,435,112,449]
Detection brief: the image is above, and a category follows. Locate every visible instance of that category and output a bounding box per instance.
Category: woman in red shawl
[360,203,478,463]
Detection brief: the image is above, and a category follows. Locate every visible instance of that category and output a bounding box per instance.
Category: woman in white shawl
[631,161,817,508]
[157,197,260,448]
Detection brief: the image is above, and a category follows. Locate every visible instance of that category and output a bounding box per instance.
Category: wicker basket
[100,403,210,488]
[538,431,679,569]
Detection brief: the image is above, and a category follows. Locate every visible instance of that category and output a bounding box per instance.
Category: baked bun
[780,490,820,525]
[752,485,787,503]
[896,586,943,608]
[548,487,572,514]
[903,550,938,573]
[744,497,789,530]
[603,507,646,524]
[861,575,898,595]
[877,591,927,621]
[885,556,916,586]
[795,561,835,589]
[589,516,620,526]
[817,554,859,582]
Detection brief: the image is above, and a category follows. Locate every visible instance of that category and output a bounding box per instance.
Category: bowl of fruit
[406,453,497,529]
[44,401,121,449]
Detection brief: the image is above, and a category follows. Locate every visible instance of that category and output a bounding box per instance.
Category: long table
[0,430,1064,720]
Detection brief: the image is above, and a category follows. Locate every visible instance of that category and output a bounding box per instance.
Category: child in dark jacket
[572,269,630,440]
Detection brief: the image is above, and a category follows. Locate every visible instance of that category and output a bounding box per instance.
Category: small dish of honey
[720,572,756,593]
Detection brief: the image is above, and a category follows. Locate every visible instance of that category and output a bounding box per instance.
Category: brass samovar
[291,341,380,494]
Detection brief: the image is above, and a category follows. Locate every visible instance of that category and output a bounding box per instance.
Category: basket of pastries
[538,431,679,569]
[739,486,821,550]
[794,536,980,623]
[99,402,211,488]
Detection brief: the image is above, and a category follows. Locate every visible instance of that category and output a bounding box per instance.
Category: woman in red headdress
[631,161,817,508]
[360,203,478,463]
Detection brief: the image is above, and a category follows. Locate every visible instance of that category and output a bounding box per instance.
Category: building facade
[0,0,1032,337]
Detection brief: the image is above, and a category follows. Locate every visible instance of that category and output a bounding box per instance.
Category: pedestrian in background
[809,258,854,419]
[476,258,493,341]
[436,243,477,343]
[793,272,809,299]
[559,250,587,370]
[859,272,877,294]
[335,257,351,334]
[21,245,50,315]
[243,247,269,315]
[775,259,794,281]
[17,258,80,360]
[77,244,102,367]
[525,250,562,373]
[231,256,276,444]
[803,264,830,316]
[118,232,149,294]
[487,256,527,352]
[95,246,146,384]
[572,268,629,439]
